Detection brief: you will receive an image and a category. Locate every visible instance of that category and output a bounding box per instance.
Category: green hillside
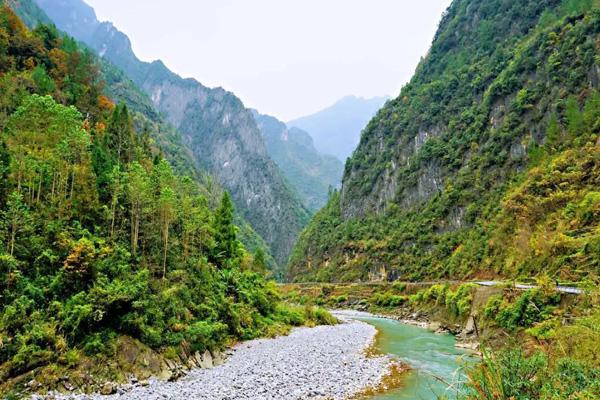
[7,0,277,269]
[288,0,600,282]
[33,0,310,267]
[0,6,327,394]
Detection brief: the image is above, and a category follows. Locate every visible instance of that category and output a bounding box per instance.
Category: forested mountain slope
[253,111,343,211]
[289,0,600,282]
[7,0,276,269]
[288,95,388,162]
[0,6,331,394]
[34,0,309,266]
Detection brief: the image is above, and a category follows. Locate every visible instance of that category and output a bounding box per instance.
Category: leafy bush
[445,284,476,317]
[185,321,228,353]
[371,291,408,307]
[461,348,600,399]
[332,295,348,304]
[392,282,407,293]
[409,284,475,317]
[495,289,560,331]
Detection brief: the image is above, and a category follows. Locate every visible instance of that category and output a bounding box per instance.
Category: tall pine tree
[212,192,239,267]
[105,103,135,165]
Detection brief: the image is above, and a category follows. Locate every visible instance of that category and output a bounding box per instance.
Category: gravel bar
[38,319,393,400]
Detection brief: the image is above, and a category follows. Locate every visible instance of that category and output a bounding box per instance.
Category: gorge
[1,0,599,399]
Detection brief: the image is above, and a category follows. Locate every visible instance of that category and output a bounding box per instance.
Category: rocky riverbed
[34,319,395,400]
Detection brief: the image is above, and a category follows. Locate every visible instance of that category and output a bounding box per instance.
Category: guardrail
[281,280,585,295]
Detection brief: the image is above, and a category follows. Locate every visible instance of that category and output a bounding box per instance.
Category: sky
[85,0,452,121]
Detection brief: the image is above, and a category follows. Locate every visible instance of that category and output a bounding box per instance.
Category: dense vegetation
[0,7,329,393]
[30,0,310,268]
[460,282,600,399]
[280,280,600,399]
[289,0,600,283]
[285,2,600,396]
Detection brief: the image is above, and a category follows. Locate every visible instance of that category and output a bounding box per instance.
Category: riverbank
[280,283,495,352]
[33,320,397,400]
[334,309,480,352]
[341,312,473,400]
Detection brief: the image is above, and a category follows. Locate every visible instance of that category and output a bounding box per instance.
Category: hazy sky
[86,0,451,121]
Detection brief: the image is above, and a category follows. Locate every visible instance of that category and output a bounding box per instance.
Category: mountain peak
[288,95,388,161]
[33,0,310,266]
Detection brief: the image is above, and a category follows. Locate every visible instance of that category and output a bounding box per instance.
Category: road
[282,281,585,295]
[475,281,583,295]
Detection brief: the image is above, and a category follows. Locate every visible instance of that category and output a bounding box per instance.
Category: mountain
[34,0,309,265]
[7,0,277,270]
[252,111,344,211]
[0,7,331,394]
[288,0,600,282]
[288,95,388,162]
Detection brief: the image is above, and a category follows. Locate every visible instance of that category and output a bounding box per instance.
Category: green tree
[252,247,268,273]
[127,162,151,256]
[150,158,177,275]
[107,165,125,240]
[31,65,55,95]
[213,192,239,266]
[545,113,561,150]
[565,96,584,139]
[158,186,176,278]
[105,103,135,165]
[2,191,30,256]
[179,176,211,258]
[0,140,9,204]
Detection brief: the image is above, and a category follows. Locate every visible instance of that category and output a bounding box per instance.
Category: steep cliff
[253,111,343,211]
[35,0,309,264]
[288,0,600,282]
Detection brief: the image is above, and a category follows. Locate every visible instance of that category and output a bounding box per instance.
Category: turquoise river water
[355,316,474,400]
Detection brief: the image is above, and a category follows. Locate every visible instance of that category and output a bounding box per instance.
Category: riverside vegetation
[2,0,600,399]
[0,6,334,397]
[286,1,600,397]
[288,0,600,283]
[281,277,600,399]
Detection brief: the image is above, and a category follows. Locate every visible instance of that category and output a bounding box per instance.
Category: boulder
[212,350,225,366]
[199,350,213,369]
[157,361,173,381]
[100,382,116,395]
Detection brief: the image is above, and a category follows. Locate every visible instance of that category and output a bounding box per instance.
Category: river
[353,315,473,400]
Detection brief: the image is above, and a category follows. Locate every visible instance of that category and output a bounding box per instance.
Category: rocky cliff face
[35,0,309,264]
[288,0,600,282]
[253,111,344,211]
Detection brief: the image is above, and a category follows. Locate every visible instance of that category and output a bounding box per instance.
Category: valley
[1,0,599,399]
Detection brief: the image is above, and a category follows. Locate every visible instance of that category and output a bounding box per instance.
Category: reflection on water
[354,316,474,400]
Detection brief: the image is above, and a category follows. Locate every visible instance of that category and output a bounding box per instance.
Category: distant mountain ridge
[288,95,388,162]
[34,0,310,265]
[252,111,344,211]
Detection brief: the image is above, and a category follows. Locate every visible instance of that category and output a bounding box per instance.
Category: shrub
[333,295,348,304]
[446,284,477,317]
[185,321,228,352]
[461,349,600,400]
[496,289,560,331]
[304,305,337,325]
[312,307,337,325]
[371,291,408,307]
[274,304,306,326]
[392,282,407,293]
